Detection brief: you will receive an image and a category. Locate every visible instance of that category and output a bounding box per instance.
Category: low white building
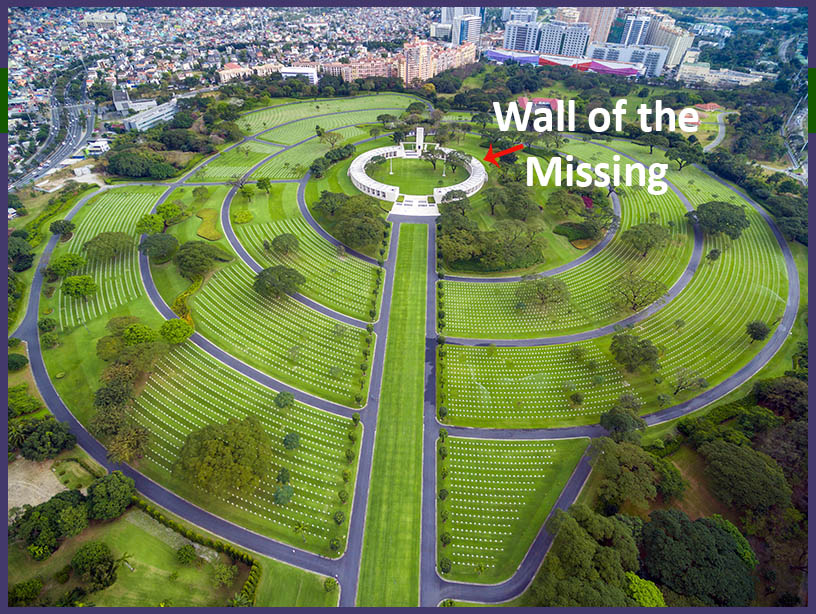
[124,99,178,132]
[86,140,110,156]
[280,66,319,85]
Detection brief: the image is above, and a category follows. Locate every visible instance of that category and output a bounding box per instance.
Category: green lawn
[357,224,428,606]
[439,437,588,583]
[366,157,468,194]
[8,509,248,607]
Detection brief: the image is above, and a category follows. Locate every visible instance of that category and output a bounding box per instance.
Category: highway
[9,76,96,191]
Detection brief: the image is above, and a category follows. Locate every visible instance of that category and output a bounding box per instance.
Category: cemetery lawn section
[357,224,427,606]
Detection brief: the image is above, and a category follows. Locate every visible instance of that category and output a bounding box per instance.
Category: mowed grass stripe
[357,224,427,606]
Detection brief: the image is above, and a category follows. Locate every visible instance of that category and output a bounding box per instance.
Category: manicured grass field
[7,509,248,607]
[252,139,331,179]
[357,224,427,606]
[438,437,588,583]
[259,109,406,145]
[52,186,165,330]
[191,260,372,405]
[237,94,417,136]
[131,342,361,556]
[366,156,468,194]
[234,215,381,320]
[441,142,693,338]
[442,140,789,428]
[189,140,281,181]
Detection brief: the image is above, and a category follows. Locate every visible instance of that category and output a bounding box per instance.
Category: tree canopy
[609,332,660,372]
[253,265,306,299]
[686,201,750,240]
[83,232,134,261]
[174,416,273,496]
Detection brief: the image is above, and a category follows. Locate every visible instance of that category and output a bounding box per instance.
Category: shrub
[439,557,452,574]
[8,353,29,371]
[231,209,254,224]
[41,332,59,349]
[553,221,593,241]
[195,208,222,240]
[177,543,197,565]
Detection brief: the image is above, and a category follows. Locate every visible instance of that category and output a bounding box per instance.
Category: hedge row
[130,495,262,604]
[171,275,203,324]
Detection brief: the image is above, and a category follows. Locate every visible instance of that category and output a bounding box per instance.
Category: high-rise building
[452,14,481,46]
[441,7,482,24]
[554,7,580,24]
[643,11,675,44]
[538,20,590,57]
[509,7,538,23]
[620,12,651,46]
[503,20,541,53]
[649,23,694,67]
[587,42,669,76]
[577,7,616,43]
[399,37,477,84]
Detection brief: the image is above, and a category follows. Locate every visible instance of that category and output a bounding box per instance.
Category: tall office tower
[502,6,513,21]
[538,20,590,57]
[452,13,481,46]
[649,23,694,67]
[554,7,580,24]
[577,6,616,43]
[643,11,675,44]
[509,7,538,23]
[402,38,436,83]
[441,7,482,24]
[620,11,651,46]
[503,19,541,53]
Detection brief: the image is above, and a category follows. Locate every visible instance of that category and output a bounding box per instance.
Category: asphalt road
[703,111,737,153]
[11,108,800,606]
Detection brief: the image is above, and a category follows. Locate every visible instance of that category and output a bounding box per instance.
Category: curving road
[703,111,737,153]
[11,104,800,607]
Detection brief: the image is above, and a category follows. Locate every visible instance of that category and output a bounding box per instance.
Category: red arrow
[483,143,524,167]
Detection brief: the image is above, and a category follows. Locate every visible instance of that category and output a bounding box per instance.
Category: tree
[173,241,232,280]
[283,431,300,451]
[83,232,134,261]
[239,184,255,201]
[159,318,194,344]
[706,248,721,264]
[620,223,670,257]
[546,189,584,216]
[625,572,666,607]
[276,466,290,484]
[135,213,164,236]
[664,141,703,171]
[122,323,159,346]
[57,504,88,537]
[515,275,570,314]
[636,133,669,154]
[640,509,756,606]
[746,320,770,343]
[50,219,76,237]
[753,376,808,419]
[313,190,348,217]
[71,542,117,591]
[192,186,209,201]
[8,353,29,372]
[502,183,538,221]
[698,439,791,513]
[528,504,639,606]
[439,189,471,217]
[589,438,659,511]
[176,544,197,565]
[273,391,295,410]
[156,201,182,227]
[62,275,97,302]
[273,484,294,505]
[482,185,507,216]
[107,422,150,465]
[38,317,57,332]
[610,332,659,373]
[87,471,135,520]
[672,366,708,395]
[20,419,76,460]
[212,561,238,587]
[257,177,272,194]
[253,266,306,300]
[8,236,34,272]
[600,401,646,444]
[608,270,666,312]
[686,201,750,240]
[377,113,396,126]
[175,416,272,495]
[472,111,492,128]
[139,233,179,262]
[48,253,86,277]
[271,233,299,255]
[324,577,338,592]
[8,577,44,606]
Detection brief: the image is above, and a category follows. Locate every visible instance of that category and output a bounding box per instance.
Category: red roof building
[695,102,723,112]
[517,96,560,111]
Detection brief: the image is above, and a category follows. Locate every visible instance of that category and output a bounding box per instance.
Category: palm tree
[227,592,252,607]
[292,520,308,542]
[474,563,486,576]
[115,552,134,571]
[8,422,25,449]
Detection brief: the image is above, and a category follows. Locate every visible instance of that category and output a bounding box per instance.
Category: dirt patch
[7,458,67,520]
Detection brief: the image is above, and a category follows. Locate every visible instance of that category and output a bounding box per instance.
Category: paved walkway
[11,104,800,607]
[703,111,737,152]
